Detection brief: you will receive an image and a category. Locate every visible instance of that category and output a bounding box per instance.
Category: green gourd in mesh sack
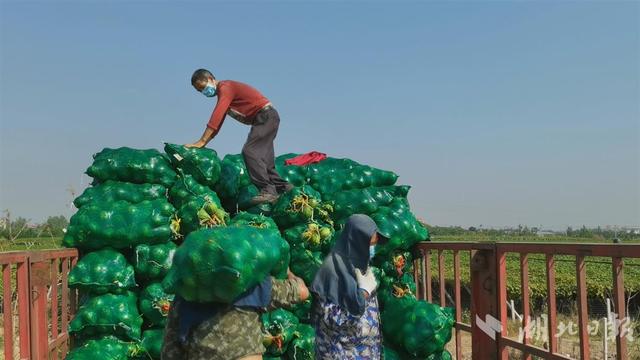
[275,153,307,187]
[427,351,453,360]
[140,329,164,360]
[285,324,315,360]
[324,185,410,220]
[230,211,279,230]
[262,309,300,356]
[341,165,399,191]
[381,297,454,358]
[133,242,177,283]
[162,226,288,303]
[68,249,136,295]
[236,184,261,210]
[246,203,274,217]
[74,181,167,208]
[264,357,284,360]
[63,199,175,250]
[271,186,328,228]
[86,147,177,187]
[289,245,323,285]
[282,222,334,252]
[372,199,429,256]
[169,174,221,210]
[67,336,139,360]
[376,251,413,278]
[69,291,143,341]
[139,283,174,326]
[377,272,418,307]
[214,154,252,201]
[164,143,222,188]
[290,295,313,323]
[175,196,229,236]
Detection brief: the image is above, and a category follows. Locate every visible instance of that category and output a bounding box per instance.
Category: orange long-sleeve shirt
[207,80,270,132]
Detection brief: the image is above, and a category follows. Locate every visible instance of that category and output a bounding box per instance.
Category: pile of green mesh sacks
[64,145,454,359]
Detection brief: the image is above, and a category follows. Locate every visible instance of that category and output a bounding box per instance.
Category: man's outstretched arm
[185,127,216,148]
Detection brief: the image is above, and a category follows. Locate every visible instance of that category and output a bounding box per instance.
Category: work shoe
[277,183,295,194]
[251,191,279,205]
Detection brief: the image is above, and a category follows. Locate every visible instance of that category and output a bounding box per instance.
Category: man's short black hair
[191,69,215,86]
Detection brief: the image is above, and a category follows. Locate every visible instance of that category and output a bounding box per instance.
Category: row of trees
[427,224,640,241]
[1,211,68,240]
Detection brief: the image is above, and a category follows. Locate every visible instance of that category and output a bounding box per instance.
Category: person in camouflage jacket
[162,271,308,360]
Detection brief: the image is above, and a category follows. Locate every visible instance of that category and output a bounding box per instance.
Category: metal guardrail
[412,242,640,360]
[1,249,78,360]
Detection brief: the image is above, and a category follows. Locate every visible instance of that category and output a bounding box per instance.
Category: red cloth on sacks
[284,151,327,166]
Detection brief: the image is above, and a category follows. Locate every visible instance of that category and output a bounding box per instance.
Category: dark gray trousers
[242,107,289,195]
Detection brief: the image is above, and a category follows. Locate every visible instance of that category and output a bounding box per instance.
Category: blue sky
[1,1,638,229]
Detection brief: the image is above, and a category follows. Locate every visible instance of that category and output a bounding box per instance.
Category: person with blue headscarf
[310,214,389,359]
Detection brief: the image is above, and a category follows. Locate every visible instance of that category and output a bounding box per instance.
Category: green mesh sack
[341,165,399,191]
[230,211,279,230]
[264,357,283,360]
[377,251,413,278]
[68,249,136,295]
[237,184,261,210]
[86,147,177,187]
[306,158,398,195]
[275,153,307,187]
[214,154,252,200]
[290,295,313,323]
[377,272,418,307]
[67,337,138,360]
[74,181,167,208]
[246,203,273,217]
[140,329,164,360]
[162,226,288,303]
[262,309,299,356]
[325,185,410,220]
[285,324,315,360]
[139,283,174,326]
[169,174,221,210]
[372,199,429,255]
[175,196,229,236]
[272,186,328,228]
[283,222,334,252]
[164,143,222,188]
[289,245,323,285]
[133,242,177,283]
[427,351,453,360]
[381,297,454,357]
[69,292,142,341]
[63,200,175,250]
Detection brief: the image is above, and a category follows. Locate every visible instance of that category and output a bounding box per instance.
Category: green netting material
[271,186,332,228]
[325,185,410,220]
[289,245,323,285]
[214,154,252,201]
[274,153,307,187]
[69,292,142,341]
[66,337,137,360]
[175,197,229,236]
[282,222,334,252]
[139,283,174,326]
[371,199,429,256]
[169,174,221,210]
[285,323,315,360]
[164,143,221,188]
[162,226,288,303]
[289,295,313,324]
[381,297,454,358]
[306,158,398,195]
[133,242,177,283]
[74,181,167,208]
[86,147,176,187]
[63,199,175,250]
[140,329,164,360]
[230,212,279,230]
[262,309,299,356]
[68,249,136,295]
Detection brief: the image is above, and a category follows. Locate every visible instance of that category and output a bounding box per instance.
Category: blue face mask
[369,245,377,260]
[201,84,217,97]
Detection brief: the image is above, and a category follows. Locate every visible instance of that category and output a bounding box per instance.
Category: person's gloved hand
[355,268,378,296]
